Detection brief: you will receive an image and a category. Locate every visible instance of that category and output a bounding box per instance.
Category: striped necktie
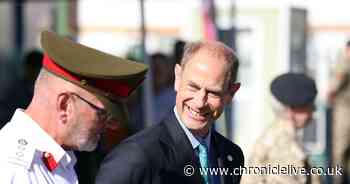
[198,143,210,184]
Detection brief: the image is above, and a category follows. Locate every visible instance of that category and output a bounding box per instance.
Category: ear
[56,93,71,125]
[224,82,241,103]
[174,64,182,92]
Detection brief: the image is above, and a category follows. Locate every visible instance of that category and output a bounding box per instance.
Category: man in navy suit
[96,40,244,184]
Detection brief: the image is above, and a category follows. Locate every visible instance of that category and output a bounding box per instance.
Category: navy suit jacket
[96,112,244,184]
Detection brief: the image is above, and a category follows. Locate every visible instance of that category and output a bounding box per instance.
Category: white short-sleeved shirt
[0,109,78,184]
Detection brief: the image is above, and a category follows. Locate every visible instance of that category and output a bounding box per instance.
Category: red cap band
[43,54,80,82]
[42,54,139,98]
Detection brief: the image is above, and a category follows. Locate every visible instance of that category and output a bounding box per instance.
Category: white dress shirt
[0,109,78,184]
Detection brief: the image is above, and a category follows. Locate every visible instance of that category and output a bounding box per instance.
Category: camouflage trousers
[332,103,350,184]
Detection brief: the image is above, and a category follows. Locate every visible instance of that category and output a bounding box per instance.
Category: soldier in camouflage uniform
[241,73,320,184]
[329,40,350,184]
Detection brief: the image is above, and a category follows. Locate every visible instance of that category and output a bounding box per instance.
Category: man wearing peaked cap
[241,73,321,184]
[0,31,148,184]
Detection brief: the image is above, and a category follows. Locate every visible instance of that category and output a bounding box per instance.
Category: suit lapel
[212,131,235,184]
[159,112,203,184]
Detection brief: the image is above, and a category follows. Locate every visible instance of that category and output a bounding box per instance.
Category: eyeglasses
[70,93,113,123]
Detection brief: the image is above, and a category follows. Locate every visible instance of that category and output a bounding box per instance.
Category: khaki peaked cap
[41,30,148,124]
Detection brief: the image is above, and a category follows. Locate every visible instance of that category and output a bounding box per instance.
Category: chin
[188,124,207,131]
[79,142,98,152]
[184,117,206,128]
[186,120,211,134]
[77,137,99,151]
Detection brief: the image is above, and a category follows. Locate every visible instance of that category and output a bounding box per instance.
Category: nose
[193,88,207,108]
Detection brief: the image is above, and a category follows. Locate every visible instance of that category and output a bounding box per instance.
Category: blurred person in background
[0,31,147,184]
[96,40,243,184]
[241,73,320,184]
[173,39,186,65]
[151,52,176,124]
[22,50,44,91]
[0,50,42,128]
[328,40,350,184]
[124,46,146,133]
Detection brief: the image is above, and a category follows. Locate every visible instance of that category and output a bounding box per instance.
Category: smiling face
[174,48,237,136]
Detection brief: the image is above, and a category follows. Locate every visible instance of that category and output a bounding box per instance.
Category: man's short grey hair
[180,41,239,83]
[34,68,78,93]
[34,69,53,91]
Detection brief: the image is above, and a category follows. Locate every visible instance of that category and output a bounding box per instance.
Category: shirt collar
[173,107,212,150]
[11,109,75,168]
[62,151,77,168]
